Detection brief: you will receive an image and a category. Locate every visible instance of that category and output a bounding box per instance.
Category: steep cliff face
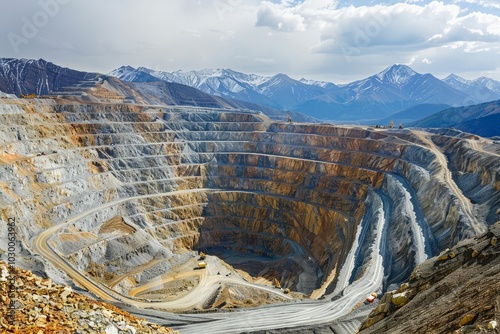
[0,96,498,310]
[359,221,500,334]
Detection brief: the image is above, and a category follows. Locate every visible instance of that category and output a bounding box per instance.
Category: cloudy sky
[1,0,499,83]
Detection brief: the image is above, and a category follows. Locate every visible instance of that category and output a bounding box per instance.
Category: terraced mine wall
[0,98,498,301]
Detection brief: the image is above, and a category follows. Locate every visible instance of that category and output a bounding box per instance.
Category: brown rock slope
[359,221,500,334]
[0,262,176,333]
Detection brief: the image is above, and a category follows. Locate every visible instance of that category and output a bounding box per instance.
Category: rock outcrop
[359,221,500,334]
[0,261,176,333]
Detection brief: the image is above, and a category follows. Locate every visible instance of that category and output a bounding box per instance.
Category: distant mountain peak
[444,73,470,84]
[268,73,293,82]
[475,77,500,93]
[443,74,500,100]
[299,78,337,89]
[108,66,158,83]
[1,58,49,66]
[446,73,462,79]
[115,65,137,72]
[376,64,417,84]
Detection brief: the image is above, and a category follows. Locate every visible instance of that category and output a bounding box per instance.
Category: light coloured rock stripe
[389,175,428,265]
[413,131,484,234]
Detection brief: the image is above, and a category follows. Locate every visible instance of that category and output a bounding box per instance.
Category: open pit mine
[0,95,499,333]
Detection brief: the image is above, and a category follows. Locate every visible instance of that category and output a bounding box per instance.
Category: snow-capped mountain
[110,66,335,110]
[111,67,280,108]
[109,66,159,83]
[256,73,332,109]
[443,74,500,103]
[146,68,270,92]
[443,74,474,91]
[476,77,500,94]
[299,78,337,89]
[0,58,99,96]
[0,58,285,119]
[293,64,473,120]
[375,63,418,86]
[338,64,468,104]
[109,64,500,121]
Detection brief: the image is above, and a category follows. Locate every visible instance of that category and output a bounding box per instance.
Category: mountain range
[1,58,500,135]
[110,64,500,122]
[0,58,285,119]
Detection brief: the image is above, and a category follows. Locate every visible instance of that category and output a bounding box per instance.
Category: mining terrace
[1,98,499,333]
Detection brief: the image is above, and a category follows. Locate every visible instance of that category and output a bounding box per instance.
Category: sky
[1,0,500,83]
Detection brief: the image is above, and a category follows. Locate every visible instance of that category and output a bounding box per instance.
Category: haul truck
[274,278,291,294]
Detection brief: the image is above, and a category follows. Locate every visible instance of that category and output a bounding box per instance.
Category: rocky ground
[0,262,177,334]
[358,221,500,334]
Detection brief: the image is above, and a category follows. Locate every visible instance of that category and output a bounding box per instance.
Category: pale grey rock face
[0,98,498,308]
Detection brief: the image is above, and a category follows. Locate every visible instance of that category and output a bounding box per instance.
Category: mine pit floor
[127,255,299,311]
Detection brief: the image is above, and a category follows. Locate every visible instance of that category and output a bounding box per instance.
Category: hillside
[359,221,500,334]
[361,103,451,126]
[410,100,500,137]
[0,58,100,96]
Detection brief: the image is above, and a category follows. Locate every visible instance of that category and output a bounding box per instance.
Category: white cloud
[255,0,338,31]
[256,1,307,31]
[314,2,461,51]
[454,0,500,10]
[407,56,433,65]
[0,0,499,83]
